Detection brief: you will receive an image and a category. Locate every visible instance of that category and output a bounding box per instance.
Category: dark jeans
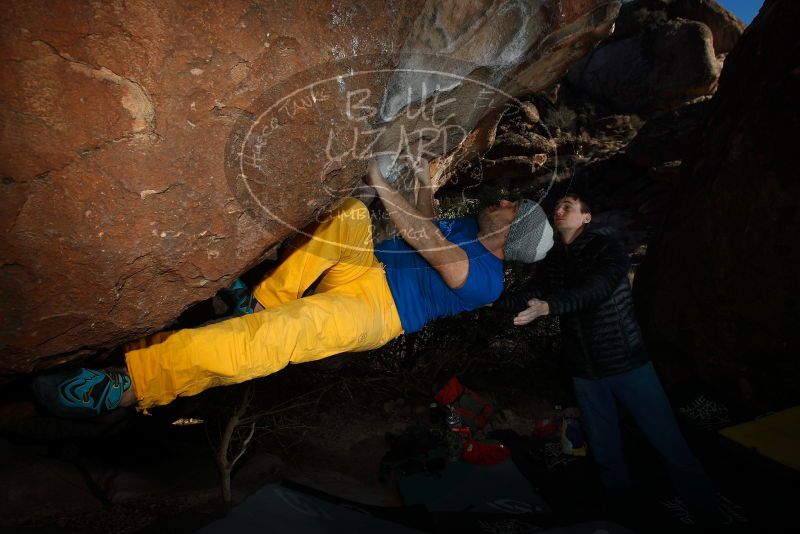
[573,362,717,512]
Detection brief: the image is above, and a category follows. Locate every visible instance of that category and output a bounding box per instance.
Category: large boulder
[634,0,799,412]
[670,0,745,54]
[613,0,744,54]
[567,18,721,114]
[0,0,619,375]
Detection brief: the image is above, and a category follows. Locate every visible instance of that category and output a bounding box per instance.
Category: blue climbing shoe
[220,278,256,316]
[31,367,132,418]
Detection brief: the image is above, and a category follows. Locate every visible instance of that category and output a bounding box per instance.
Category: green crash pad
[397,449,550,514]
[718,405,800,471]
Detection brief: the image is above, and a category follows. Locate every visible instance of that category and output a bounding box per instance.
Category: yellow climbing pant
[125,198,403,409]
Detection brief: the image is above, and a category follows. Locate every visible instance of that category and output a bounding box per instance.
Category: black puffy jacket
[496,225,648,378]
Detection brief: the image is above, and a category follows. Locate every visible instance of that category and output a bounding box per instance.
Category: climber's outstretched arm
[366,159,468,289]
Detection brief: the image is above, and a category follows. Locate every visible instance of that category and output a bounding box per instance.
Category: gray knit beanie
[504,199,554,263]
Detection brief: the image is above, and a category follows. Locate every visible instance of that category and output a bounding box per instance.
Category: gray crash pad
[197,483,423,534]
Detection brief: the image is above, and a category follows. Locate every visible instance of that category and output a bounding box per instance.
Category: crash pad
[718,405,800,471]
[398,452,550,514]
[541,521,635,533]
[198,483,424,534]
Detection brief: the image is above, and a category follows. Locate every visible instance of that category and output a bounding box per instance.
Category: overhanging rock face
[0,0,618,375]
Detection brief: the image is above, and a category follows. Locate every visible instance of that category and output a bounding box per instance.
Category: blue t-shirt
[374,218,504,334]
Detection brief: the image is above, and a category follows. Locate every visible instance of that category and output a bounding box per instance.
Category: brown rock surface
[1,0,425,374]
[634,0,800,412]
[567,19,721,114]
[0,0,618,375]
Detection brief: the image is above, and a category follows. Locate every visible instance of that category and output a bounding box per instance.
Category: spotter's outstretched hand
[513,299,550,326]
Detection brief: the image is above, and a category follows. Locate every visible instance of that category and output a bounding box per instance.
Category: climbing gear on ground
[434,376,495,432]
[532,417,559,438]
[380,427,446,481]
[462,439,511,465]
[560,416,587,456]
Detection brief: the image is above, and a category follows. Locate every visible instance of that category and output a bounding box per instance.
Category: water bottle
[446,405,471,441]
[446,405,462,428]
[445,405,466,461]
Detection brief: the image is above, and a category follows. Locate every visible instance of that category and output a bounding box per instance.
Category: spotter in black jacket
[496,225,648,379]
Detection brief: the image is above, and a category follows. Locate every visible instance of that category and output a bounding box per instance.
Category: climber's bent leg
[125,266,401,409]
[253,198,376,308]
